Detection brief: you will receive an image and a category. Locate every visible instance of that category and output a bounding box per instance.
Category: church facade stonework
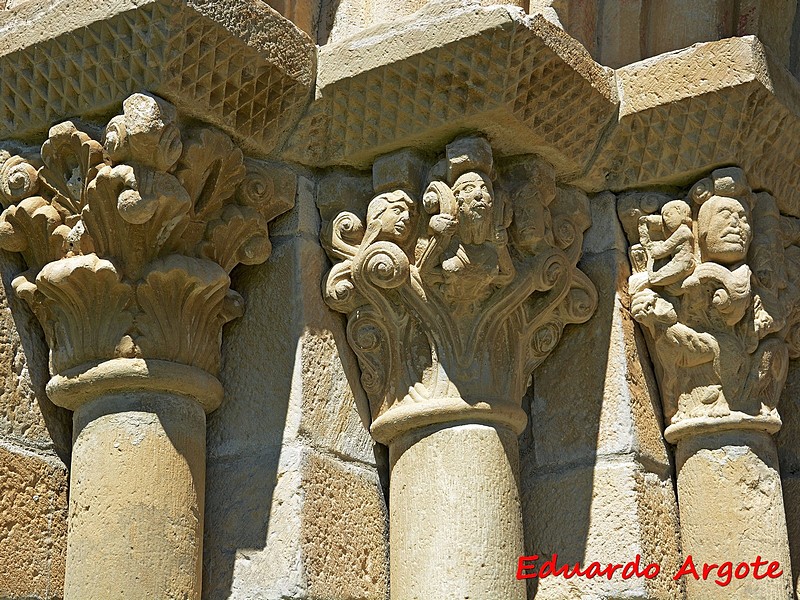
[1,1,800,599]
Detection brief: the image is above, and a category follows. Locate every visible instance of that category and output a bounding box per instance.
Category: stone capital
[0,92,295,413]
[620,167,800,443]
[321,136,597,444]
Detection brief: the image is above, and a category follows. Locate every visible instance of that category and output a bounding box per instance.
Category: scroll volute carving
[621,167,800,442]
[322,137,598,444]
[0,93,294,382]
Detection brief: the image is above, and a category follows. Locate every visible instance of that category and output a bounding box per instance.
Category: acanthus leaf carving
[322,136,598,443]
[0,92,295,386]
[33,254,133,374]
[620,167,800,442]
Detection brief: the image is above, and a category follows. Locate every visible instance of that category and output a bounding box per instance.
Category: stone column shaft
[66,391,206,599]
[675,430,792,599]
[321,139,598,600]
[0,93,294,599]
[390,424,524,600]
[621,167,800,600]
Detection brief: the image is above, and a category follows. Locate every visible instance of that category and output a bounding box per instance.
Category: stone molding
[0,0,316,156]
[283,2,800,221]
[0,93,295,413]
[321,136,597,444]
[620,167,800,443]
[282,6,618,177]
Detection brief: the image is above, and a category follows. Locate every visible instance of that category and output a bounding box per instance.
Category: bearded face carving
[321,137,598,443]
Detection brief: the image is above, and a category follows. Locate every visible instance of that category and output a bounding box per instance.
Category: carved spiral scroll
[552,214,577,249]
[354,241,409,290]
[531,322,562,356]
[690,177,713,204]
[346,307,391,399]
[529,250,568,291]
[324,260,362,313]
[0,156,39,204]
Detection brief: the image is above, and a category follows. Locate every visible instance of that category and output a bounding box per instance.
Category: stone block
[776,358,800,595]
[269,173,320,239]
[521,247,681,599]
[782,476,800,596]
[522,460,682,600]
[316,171,373,224]
[676,431,792,599]
[263,0,319,40]
[0,252,70,455]
[211,233,376,465]
[204,446,388,600]
[596,0,643,68]
[203,446,297,600]
[577,36,800,219]
[527,250,669,472]
[582,191,628,255]
[372,148,428,196]
[283,3,617,178]
[643,0,733,59]
[0,0,315,156]
[0,442,67,600]
[302,452,389,600]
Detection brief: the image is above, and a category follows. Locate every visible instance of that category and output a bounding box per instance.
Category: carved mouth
[720,232,744,245]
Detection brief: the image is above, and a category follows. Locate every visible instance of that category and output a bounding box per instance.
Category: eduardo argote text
[517,554,783,587]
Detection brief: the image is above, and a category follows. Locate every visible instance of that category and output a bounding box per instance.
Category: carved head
[366,190,416,245]
[698,195,751,265]
[453,171,494,244]
[661,200,692,233]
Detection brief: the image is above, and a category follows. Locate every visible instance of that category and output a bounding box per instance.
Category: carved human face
[367,191,415,244]
[698,196,751,265]
[661,200,691,232]
[453,171,493,243]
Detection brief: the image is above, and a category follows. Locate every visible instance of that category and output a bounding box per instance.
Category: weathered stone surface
[776,358,800,594]
[523,461,682,600]
[319,0,527,44]
[205,184,387,599]
[283,2,617,178]
[527,249,670,471]
[0,252,69,455]
[0,442,67,600]
[211,216,376,465]
[302,452,388,599]
[204,445,388,600]
[0,0,315,156]
[677,430,792,599]
[391,423,525,600]
[549,0,797,69]
[264,0,318,40]
[578,37,800,219]
[521,219,681,599]
[66,393,206,600]
[582,191,628,256]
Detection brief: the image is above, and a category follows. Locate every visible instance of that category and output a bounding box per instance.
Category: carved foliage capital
[621,167,800,441]
[0,93,294,387]
[322,137,598,443]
